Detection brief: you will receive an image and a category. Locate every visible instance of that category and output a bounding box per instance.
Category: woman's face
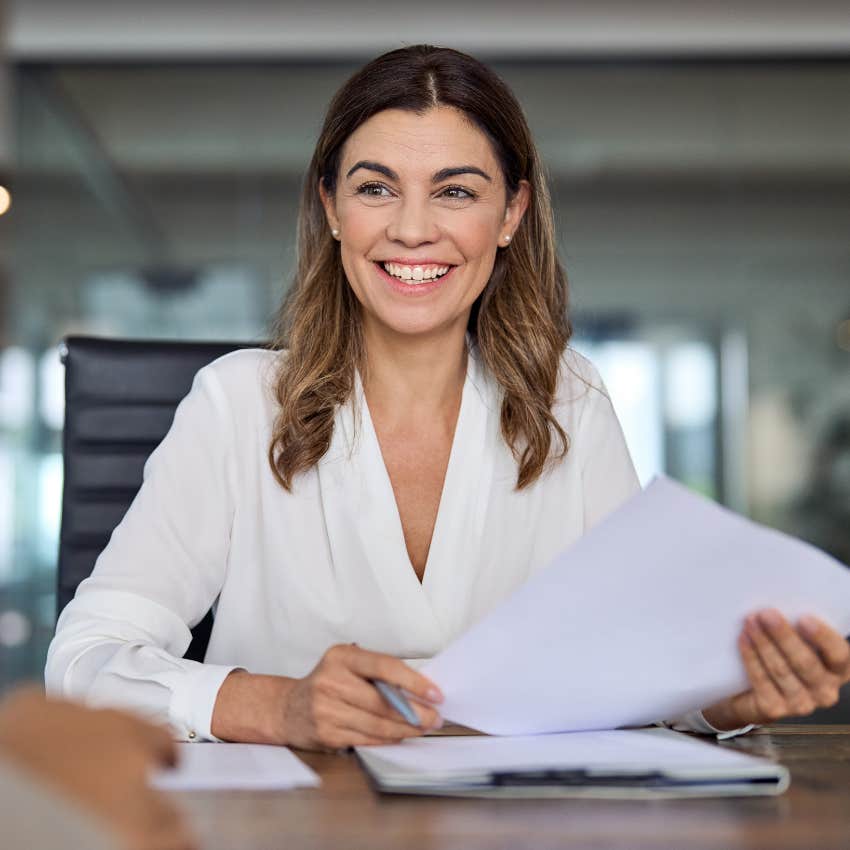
[320,106,530,341]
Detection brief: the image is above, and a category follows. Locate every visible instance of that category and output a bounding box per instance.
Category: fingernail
[427,687,443,703]
[759,609,783,628]
[799,615,819,637]
[430,715,444,731]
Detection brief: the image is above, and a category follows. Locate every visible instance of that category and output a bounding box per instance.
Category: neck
[361,320,469,430]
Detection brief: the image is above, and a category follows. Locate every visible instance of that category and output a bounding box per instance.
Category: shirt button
[188,730,196,740]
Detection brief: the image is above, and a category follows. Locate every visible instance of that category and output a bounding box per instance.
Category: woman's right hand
[281,644,444,751]
[212,644,444,751]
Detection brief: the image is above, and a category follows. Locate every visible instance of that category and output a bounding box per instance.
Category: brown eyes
[355,182,476,201]
[356,182,392,198]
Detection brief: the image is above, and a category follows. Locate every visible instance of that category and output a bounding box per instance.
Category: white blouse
[45,341,736,741]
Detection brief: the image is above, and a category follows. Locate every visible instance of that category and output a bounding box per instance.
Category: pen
[371,679,421,727]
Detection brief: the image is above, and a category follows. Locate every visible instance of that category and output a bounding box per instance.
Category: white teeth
[382,262,451,283]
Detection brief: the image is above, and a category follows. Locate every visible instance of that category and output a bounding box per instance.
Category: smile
[372,261,457,294]
[380,261,452,284]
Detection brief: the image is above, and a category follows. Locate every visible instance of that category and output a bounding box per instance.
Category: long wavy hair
[268,45,571,491]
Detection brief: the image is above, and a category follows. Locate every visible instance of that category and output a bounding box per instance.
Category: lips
[375,260,457,282]
[383,262,450,282]
[372,260,457,294]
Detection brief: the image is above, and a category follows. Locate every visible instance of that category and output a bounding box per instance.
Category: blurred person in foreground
[0,687,196,850]
[46,45,850,752]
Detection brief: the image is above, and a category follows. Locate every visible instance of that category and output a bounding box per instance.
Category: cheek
[445,208,503,258]
[338,247,369,306]
[336,204,380,294]
[338,201,383,246]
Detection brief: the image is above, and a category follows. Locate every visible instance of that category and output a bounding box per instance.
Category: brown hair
[268,44,571,491]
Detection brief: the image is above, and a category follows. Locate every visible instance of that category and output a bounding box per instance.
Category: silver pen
[371,679,421,727]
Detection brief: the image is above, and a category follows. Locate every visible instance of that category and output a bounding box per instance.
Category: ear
[503,179,531,236]
[318,178,339,232]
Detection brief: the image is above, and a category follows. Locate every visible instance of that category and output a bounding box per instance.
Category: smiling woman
[326,110,520,334]
[46,45,850,753]
[271,47,568,497]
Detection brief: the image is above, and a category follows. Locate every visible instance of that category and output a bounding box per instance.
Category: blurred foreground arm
[0,687,197,850]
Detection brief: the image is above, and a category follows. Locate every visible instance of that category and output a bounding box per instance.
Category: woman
[46,45,849,751]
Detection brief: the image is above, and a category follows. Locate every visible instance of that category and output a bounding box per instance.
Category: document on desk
[422,476,850,735]
[356,727,789,798]
[152,743,320,791]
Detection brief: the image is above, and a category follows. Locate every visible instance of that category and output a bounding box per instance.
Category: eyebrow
[345,160,492,183]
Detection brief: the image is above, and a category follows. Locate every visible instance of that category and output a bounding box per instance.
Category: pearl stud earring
[332,228,340,238]
[504,234,511,243]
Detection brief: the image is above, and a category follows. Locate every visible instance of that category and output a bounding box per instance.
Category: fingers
[745,612,816,715]
[755,610,835,692]
[296,648,446,750]
[400,695,443,729]
[757,609,849,707]
[738,609,848,722]
[103,710,178,768]
[756,610,823,684]
[139,722,179,768]
[325,700,423,743]
[798,615,850,677]
[330,669,442,731]
[734,628,787,721]
[328,644,443,705]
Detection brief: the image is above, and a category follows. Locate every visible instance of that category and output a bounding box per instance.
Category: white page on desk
[151,743,320,791]
[360,728,774,776]
[422,476,850,735]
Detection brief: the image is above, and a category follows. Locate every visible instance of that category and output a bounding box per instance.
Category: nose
[385,195,440,247]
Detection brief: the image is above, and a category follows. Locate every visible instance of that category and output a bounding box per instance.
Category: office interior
[0,2,848,720]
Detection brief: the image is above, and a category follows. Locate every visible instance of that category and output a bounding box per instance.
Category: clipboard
[354,727,790,799]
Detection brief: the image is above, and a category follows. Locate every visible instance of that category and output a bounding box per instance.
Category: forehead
[339,106,499,176]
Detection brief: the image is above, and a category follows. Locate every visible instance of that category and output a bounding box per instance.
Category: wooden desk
[176,725,850,850]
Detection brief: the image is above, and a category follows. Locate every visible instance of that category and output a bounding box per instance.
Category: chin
[381,317,449,338]
[370,307,464,340]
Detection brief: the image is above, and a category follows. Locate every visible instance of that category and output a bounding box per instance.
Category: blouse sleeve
[45,363,241,742]
[658,712,757,740]
[574,362,754,740]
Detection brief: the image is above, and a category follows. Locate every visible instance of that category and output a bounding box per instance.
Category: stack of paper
[356,728,789,798]
[422,476,850,735]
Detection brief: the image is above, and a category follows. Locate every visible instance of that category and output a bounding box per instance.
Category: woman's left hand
[701,608,850,732]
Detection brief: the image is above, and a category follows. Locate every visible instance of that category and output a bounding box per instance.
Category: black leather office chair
[57,336,262,662]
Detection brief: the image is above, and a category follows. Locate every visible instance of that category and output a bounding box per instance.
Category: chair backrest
[57,336,262,662]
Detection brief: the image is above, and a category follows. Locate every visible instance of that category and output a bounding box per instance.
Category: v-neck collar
[333,335,498,643]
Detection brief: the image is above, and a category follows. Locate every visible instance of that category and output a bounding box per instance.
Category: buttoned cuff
[169,663,241,742]
[663,709,757,740]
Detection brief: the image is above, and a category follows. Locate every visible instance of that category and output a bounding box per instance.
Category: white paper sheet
[422,476,850,735]
[151,743,320,791]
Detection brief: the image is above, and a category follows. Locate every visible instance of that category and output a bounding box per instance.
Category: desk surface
[175,725,850,850]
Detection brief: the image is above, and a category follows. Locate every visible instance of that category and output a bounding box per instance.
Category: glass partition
[2,60,849,721]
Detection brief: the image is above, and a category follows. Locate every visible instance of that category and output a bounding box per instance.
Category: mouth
[375,260,454,286]
[372,260,457,295]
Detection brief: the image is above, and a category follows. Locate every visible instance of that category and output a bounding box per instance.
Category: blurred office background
[0,2,849,716]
